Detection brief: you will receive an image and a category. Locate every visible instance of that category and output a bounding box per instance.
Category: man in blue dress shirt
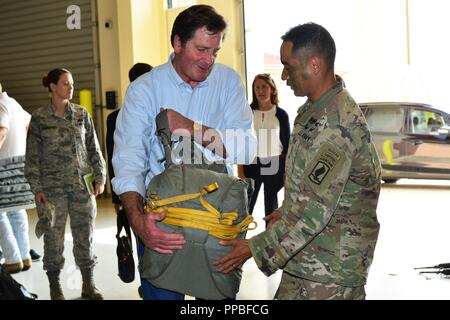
[112,4,256,300]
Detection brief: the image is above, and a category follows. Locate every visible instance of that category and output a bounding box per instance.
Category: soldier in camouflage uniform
[25,68,106,300]
[214,23,381,300]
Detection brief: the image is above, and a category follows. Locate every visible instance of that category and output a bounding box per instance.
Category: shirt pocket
[41,126,70,169]
[41,126,64,150]
[285,122,314,172]
[284,130,304,184]
[205,110,223,128]
[72,120,89,165]
[73,119,87,146]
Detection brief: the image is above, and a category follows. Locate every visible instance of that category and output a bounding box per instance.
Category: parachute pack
[140,110,255,300]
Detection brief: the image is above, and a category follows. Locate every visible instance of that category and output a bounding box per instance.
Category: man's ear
[310,56,322,75]
[173,35,182,54]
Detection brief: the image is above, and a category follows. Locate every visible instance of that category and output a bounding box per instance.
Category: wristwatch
[192,121,202,138]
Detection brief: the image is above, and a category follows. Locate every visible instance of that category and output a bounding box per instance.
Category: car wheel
[382,178,398,184]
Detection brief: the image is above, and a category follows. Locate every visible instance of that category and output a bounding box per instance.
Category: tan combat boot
[47,271,65,300]
[81,268,103,300]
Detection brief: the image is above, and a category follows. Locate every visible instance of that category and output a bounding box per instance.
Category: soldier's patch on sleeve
[309,160,331,185]
[305,142,345,192]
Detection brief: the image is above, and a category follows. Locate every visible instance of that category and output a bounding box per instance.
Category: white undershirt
[253,106,282,158]
[0,92,31,159]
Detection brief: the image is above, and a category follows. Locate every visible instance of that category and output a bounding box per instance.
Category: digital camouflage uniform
[25,103,106,272]
[249,80,381,300]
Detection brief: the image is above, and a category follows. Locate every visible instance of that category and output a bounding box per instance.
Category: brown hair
[250,73,279,110]
[42,68,71,92]
[170,4,227,47]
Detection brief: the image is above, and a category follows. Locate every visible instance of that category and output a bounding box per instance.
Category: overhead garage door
[0,0,96,114]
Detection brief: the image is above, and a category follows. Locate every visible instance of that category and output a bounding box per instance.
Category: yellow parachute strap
[144,183,257,240]
[145,182,219,210]
[160,207,257,240]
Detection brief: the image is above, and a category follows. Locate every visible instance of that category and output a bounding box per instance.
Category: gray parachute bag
[141,110,254,300]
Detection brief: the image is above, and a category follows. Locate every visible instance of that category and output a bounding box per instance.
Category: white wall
[244,0,450,122]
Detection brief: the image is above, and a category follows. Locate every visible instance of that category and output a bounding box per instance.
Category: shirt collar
[310,77,343,110]
[167,53,210,89]
[167,53,185,87]
[46,101,74,118]
[299,76,344,115]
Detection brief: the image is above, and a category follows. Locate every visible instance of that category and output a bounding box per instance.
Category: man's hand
[237,165,246,179]
[35,191,47,206]
[140,209,187,254]
[264,208,282,228]
[0,127,8,149]
[161,108,227,158]
[213,239,252,273]
[121,191,186,254]
[163,108,193,137]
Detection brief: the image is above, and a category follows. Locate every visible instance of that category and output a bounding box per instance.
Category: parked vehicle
[359,102,450,183]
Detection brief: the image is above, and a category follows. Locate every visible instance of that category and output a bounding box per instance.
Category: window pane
[168,0,195,9]
[365,108,404,133]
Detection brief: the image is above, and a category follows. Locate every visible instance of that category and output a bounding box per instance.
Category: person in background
[106,63,152,217]
[0,82,33,274]
[25,68,106,300]
[215,22,381,300]
[239,73,290,224]
[112,5,256,300]
[106,62,152,298]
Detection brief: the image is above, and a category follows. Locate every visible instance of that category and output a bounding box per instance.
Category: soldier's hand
[213,239,252,273]
[35,192,47,206]
[264,208,281,228]
[141,208,186,254]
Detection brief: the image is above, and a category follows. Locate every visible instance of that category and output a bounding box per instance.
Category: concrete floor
[10,192,281,300]
[8,178,450,300]
[366,179,450,300]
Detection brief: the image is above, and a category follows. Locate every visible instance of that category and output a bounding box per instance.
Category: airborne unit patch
[307,144,342,186]
[309,160,331,185]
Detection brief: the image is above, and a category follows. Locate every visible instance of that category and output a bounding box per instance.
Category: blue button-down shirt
[112,55,256,197]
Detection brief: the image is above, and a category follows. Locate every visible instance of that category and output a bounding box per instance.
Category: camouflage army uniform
[25,102,106,272]
[249,80,381,300]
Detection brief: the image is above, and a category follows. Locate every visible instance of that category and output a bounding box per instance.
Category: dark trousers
[136,238,184,300]
[243,156,285,217]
